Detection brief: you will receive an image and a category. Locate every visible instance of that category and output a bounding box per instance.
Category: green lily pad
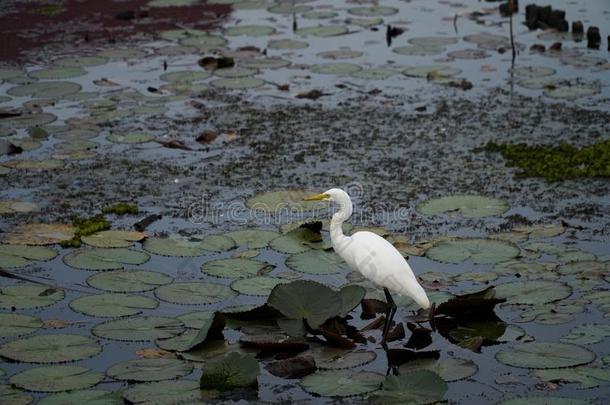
[267,4,312,14]
[495,280,572,305]
[224,229,280,248]
[560,323,610,345]
[214,67,258,78]
[93,316,185,341]
[398,357,478,382]
[63,248,150,270]
[535,366,610,389]
[177,311,215,329]
[347,17,383,27]
[557,260,610,276]
[81,230,145,248]
[0,244,57,268]
[393,45,446,56]
[350,68,395,80]
[514,299,586,325]
[107,132,154,144]
[0,201,38,214]
[511,65,556,78]
[312,348,376,370]
[10,366,103,392]
[268,280,342,329]
[198,234,236,251]
[426,238,519,264]
[123,380,201,404]
[0,285,64,309]
[455,271,498,283]
[0,113,57,129]
[543,82,600,99]
[371,370,447,403]
[69,293,158,317]
[224,25,275,37]
[7,82,81,98]
[447,48,490,59]
[107,358,193,382]
[0,384,33,405]
[55,56,109,67]
[154,282,237,305]
[160,70,210,83]
[339,284,366,317]
[87,270,173,292]
[348,6,397,16]
[200,257,268,279]
[495,342,595,369]
[97,48,146,59]
[240,57,291,69]
[286,250,343,274]
[0,313,43,337]
[38,389,122,405]
[143,234,210,257]
[416,195,509,218]
[210,77,264,89]
[0,334,101,363]
[492,261,558,280]
[317,49,363,60]
[297,25,349,37]
[268,39,309,50]
[300,370,383,397]
[0,67,26,80]
[179,34,227,49]
[29,66,87,79]
[463,32,510,50]
[269,226,322,254]
[498,396,591,405]
[311,63,361,75]
[231,276,288,296]
[200,352,260,391]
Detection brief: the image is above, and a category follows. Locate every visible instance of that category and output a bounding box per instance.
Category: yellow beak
[303,193,329,201]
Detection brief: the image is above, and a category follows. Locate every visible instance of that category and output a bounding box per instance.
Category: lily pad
[225,25,275,36]
[268,39,309,50]
[348,6,398,16]
[201,258,269,279]
[0,384,33,405]
[557,261,610,276]
[393,45,445,56]
[0,200,38,214]
[97,48,146,59]
[55,55,109,67]
[231,276,288,296]
[87,270,173,292]
[154,282,237,305]
[300,370,383,397]
[177,311,215,329]
[38,389,122,405]
[297,25,349,38]
[210,77,264,89]
[69,293,158,317]
[535,366,610,389]
[214,67,258,78]
[224,229,280,248]
[417,195,509,218]
[317,49,363,60]
[123,380,201,404]
[7,82,81,98]
[350,68,395,80]
[370,370,447,403]
[286,250,343,274]
[29,66,86,79]
[10,365,103,392]
[398,357,478,382]
[268,280,342,329]
[270,225,322,254]
[81,230,145,248]
[3,223,75,245]
[511,65,556,78]
[0,313,43,337]
[496,342,595,369]
[0,334,101,363]
[107,132,154,144]
[0,285,64,309]
[0,244,57,268]
[311,63,361,75]
[107,358,193,382]
[544,82,600,99]
[312,348,376,370]
[403,64,462,78]
[200,352,260,391]
[160,70,210,83]
[560,323,610,345]
[495,280,572,305]
[240,57,291,69]
[143,234,211,257]
[426,238,519,264]
[93,316,185,341]
[63,248,150,270]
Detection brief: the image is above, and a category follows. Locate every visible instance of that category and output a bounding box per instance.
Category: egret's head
[304,188,350,203]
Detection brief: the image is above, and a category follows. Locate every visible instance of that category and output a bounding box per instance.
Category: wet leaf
[311,347,376,370]
[0,284,64,309]
[426,238,519,264]
[10,365,103,392]
[200,352,259,391]
[93,316,185,341]
[416,195,509,218]
[370,370,447,403]
[87,270,173,292]
[338,284,366,317]
[495,280,572,305]
[398,357,478,382]
[0,333,101,363]
[63,248,149,270]
[81,230,146,248]
[155,282,236,305]
[224,229,280,248]
[201,258,269,279]
[286,250,344,275]
[535,367,610,389]
[4,223,75,245]
[38,389,122,405]
[0,313,43,337]
[560,323,610,345]
[231,276,288,296]
[300,370,383,397]
[107,358,193,382]
[69,293,158,317]
[123,380,201,404]
[495,342,595,369]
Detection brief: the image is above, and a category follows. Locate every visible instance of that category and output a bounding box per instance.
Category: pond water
[0,0,609,404]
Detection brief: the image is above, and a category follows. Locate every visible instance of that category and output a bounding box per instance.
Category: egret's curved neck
[330,197,353,255]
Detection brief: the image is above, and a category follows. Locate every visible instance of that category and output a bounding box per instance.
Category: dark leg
[381,288,397,344]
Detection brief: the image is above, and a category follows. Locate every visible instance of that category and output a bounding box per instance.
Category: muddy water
[1,0,610,403]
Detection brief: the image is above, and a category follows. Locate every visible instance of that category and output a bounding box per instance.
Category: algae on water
[482,140,610,181]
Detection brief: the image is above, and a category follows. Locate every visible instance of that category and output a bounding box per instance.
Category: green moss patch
[102,202,139,215]
[482,140,610,181]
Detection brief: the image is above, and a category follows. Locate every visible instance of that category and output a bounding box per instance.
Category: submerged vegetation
[60,214,111,247]
[483,140,610,181]
[102,202,139,216]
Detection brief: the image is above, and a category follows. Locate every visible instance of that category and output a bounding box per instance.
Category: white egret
[305,188,431,343]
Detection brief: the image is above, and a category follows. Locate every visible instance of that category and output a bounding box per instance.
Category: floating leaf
[498,396,592,405]
[240,57,291,69]
[371,370,447,403]
[0,334,101,363]
[7,82,81,98]
[268,280,342,330]
[107,358,193,382]
[0,285,64,309]
[269,225,322,254]
[297,25,349,37]
[312,347,376,370]
[398,357,478,382]
[560,323,610,345]
[0,200,38,214]
[286,250,343,274]
[317,49,363,60]
[535,367,610,389]
[495,280,571,305]
[210,77,264,89]
[143,234,209,257]
[177,311,215,329]
[300,370,383,397]
[544,82,600,100]
[201,258,269,279]
[123,380,201,404]
[348,6,398,16]
[0,384,33,404]
[38,389,122,405]
[425,238,519,264]
[81,230,146,248]
[338,284,366,317]
[311,63,361,75]
[224,25,275,36]
[224,229,279,248]
[63,248,149,270]
[0,313,42,338]
[557,260,610,276]
[69,293,158,317]
[495,342,595,369]
[200,352,260,391]
[199,234,236,251]
[10,366,103,392]
[29,66,86,79]
[416,195,509,218]
[231,276,288,296]
[107,132,154,144]
[87,270,173,292]
[3,223,75,245]
[155,282,237,305]
[0,244,57,268]
[350,68,395,80]
[93,316,185,341]
[268,39,308,50]
[160,70,210,83]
